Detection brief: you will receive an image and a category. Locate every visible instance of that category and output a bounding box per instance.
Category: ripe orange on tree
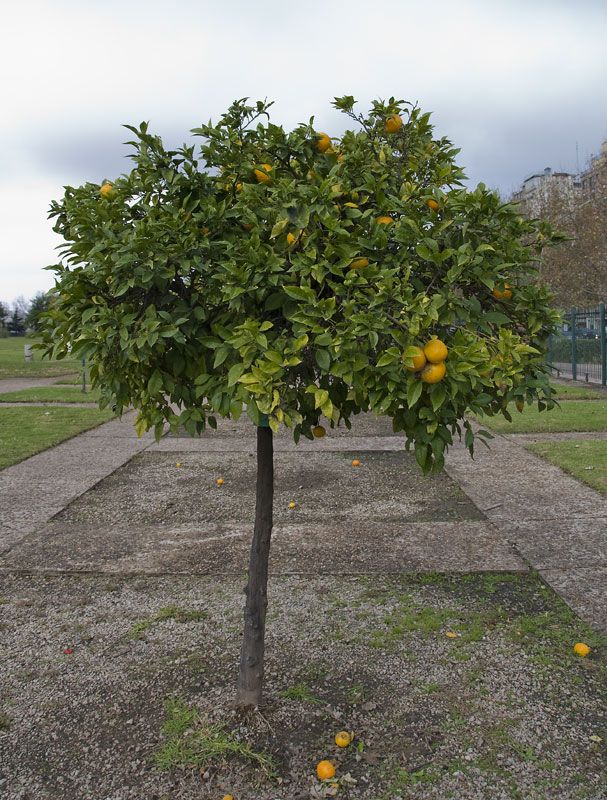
[99,182,114,199]
[493,283,513,300]
[376,215,393,225]
[424,339,448,363]
[426,198,439,212]
[385,114,403,134]
[403,346,427,372]
[253,163,273,183]
[316,132,332,153]
[421,361,447,384]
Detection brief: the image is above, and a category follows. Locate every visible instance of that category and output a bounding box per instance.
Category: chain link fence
[547,304,606,385]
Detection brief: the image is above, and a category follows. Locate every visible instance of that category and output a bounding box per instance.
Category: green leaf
[407,379,423,407]
[485,311,511,325]
[270,218,289,239]
[213,346,230,367]
[227,363,245,387]
[316,350,331,370]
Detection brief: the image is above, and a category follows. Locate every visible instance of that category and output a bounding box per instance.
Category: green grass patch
[0,338,80,379]
[0,406,114,469]
[550,382,605,400]
[0,386,100,404]
[479,400,607,434]
[278,682,322,704]
[155,698,276,775]
[54,373,89,386]
[527,440,607,495]
[130,606,208,638]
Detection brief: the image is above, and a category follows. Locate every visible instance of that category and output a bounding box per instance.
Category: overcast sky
[1,0,606,304]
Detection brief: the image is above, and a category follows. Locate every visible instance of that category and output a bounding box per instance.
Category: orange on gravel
[421,362,446,384]
[316,132,331,153]
[445,631,459,639]
[423,339,448,363]
[404,346,426,372]
[313,425,326,438]
[254,163,273,183]
[316,760,336,781]
[426,198,439,212]
[288,501,296,509]
[175,462,182,468]
[351,459,361,467]
[216,478,224,486]
[376,215,393,225]
[222,796,235,800]
[335,731,352,748]
[492,284,513,300]
[99,182,114,198]
[573,642,591,657]
[350,257,369,270]
[385,114,403,134]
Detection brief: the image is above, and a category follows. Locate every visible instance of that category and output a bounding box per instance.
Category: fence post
[600,303,606,387]
[571,307,577,382]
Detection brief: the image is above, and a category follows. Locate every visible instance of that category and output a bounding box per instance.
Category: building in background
[579,140,607,202]
[510,167,579,217]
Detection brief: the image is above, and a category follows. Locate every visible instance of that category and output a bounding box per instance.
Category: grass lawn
[527,440,607,495]
[0,337,80,379]
[0,386,101,404]
[479,399,607,434]
[54,373,89,386]
[0,406,114,469]
[551,382,605,400]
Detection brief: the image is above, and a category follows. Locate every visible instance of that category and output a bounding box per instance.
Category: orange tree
[42,96,559,707]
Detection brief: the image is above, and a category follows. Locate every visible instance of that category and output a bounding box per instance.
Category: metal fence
[547,304,607,385]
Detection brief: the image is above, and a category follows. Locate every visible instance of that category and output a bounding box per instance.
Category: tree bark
[235,424,274,708]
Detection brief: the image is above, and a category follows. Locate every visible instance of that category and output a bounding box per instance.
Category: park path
[0,374,76,393]
[0,411,605,632]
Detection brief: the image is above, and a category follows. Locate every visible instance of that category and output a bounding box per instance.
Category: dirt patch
[53,450,484,527]
[0,573,604,800]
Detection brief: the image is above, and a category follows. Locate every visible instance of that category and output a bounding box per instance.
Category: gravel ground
[0,572,605,800]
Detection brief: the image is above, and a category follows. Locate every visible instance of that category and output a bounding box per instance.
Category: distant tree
[0,300,8,330]
[514,180,607,308]
[7,308,26,336]
[26,291,52,332]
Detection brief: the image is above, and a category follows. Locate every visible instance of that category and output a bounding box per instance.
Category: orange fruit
[316,132,331,153]
[376,215,393,226]
[216,478,224,486]
[99,182,114,199]
[426,199,439,212]
[350,257,369,270]
[288,501,296,509]
[316,760,336,781]
[254,163,273,183]
[351,459,361,467]
[573,642,590,657]
[423,339,448,363]
[335,731,352,748]
[242,223,254,232]
[235,182,243,192]
[403,346,426,372]
[313,425,326,438]
[385,114,403,134]
[492,284,513,300]
[222,796,234,800]
[175,462,182,468]
[421,362,447,384]
[286,232,297,246]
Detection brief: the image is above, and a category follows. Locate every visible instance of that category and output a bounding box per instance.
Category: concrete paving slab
[149,434,405,453]
[0,375,76,392]
[445,436,607,520]
[510,518,607,569]
[0,411,156,552]
[0,519,523,575]
[539,567,607,634]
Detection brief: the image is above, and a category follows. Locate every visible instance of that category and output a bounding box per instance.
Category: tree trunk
[235,424,274,708]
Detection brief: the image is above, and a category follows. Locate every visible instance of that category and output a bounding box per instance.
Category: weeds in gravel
[0,713,11,730]
[130,606,208,638]
[155,698,276,777]
[279,682,322,704]
[344,683,366,704]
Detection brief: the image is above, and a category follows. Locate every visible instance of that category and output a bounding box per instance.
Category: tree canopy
[42,96,559,471]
